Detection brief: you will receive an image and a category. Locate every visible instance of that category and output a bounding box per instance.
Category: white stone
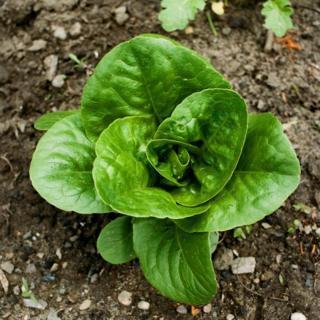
[214,248,233,270]
[79,299,91,310]
[137,300,150,310]
[114,6,129,25]
[26,263,37,274]
[50,263,59,272]
[47,308,61,320]
[291,312,307,320]
[118,290,132,306]
[226,315,235,320]
[28,39,47,51]
[52,74,65,88]
[53,26,67,40]
[231,257,256,274]
[176,305,187,314]
[304,225,312,235]
[261,222,272,229]
[70,22,81,37]
[203,304,212,313]
[44,55,58,81]
[1,261,14,274]
[23,298,47,310]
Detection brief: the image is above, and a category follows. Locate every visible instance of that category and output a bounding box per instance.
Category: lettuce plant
[30,34,300,304]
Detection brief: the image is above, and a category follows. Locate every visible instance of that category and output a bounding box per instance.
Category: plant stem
[206,11,218,36]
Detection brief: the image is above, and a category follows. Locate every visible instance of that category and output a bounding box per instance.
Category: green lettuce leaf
[81,34,230,141]
[34,110,79,131]
[147,89,248,206]
[176,113,300,232]
[159,0,206,32]
[93,116,210,219]
[97,216,136,264]
[133,218,217,304]
[30,114,111,214]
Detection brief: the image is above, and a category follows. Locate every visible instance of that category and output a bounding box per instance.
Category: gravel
[118,290,132,306]
[231,257,256,274]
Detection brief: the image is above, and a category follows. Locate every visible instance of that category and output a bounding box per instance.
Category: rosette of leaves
[30,34,300,304]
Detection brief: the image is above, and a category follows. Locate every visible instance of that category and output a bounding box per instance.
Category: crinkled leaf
[261,0,294,37]
[30,114,111,214]
[147,89,247,206]
[159,0,206,32]
[133,218,217,304]
[93,116,210,219]
[97,216,136,264]
[34,110,79,130]
[176,113,300,232]
[81,34,230,141]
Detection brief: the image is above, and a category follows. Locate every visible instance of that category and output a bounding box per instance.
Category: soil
[1,0,320,319]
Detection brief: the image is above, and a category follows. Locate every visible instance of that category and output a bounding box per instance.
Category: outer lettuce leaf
[93,116,210,219]
[147,89,248,207]
[34,110,79,131]
[176,113,300,232]
[97,216,136,264]
[30,114,111,214]
[133,218,217,304]
[81,34,230,141]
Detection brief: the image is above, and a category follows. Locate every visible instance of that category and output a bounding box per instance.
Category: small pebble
[23,298,47,310]
[50,263,59,272]
[52,26,67,40]
[79,299,91,311]
[28,39,47,51]
[44,55,58,81]
[90,273,98,284]
[231,257,256,274]
[52,74,65,88]
[214,247,233,270]
[203,303,212,313]
[47,308,61,320]
[185,26,194,34]
[56,248,62,260]
[1,261,14,274]
[222,27,232,36]
[226,314,235,320]
[262,222,272,229]
[276,254,282,264]
[13,285,20,295]
[118,290,132,306]
[70,22,81,37]
[26,263,37,274]
[23,231,32,239]
[69,235,78,242]
[114,6,129,25]
[304,225,312,235]
[137,300,150,310]
[37,252,45,259]
[176,305,188,314]
[291,312,307,320]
